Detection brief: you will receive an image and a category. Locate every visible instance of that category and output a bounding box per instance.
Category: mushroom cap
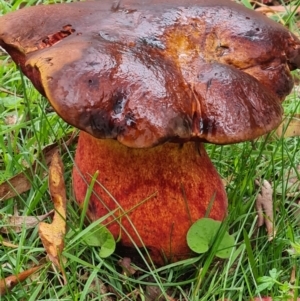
[1,0,299,148]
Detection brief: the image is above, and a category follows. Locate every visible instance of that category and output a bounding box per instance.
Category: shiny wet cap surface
[0,0,299,147]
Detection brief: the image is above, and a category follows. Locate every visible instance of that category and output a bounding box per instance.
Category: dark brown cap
[1,0,299,147]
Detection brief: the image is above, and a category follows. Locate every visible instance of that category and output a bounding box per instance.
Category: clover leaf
[187,218,234,258]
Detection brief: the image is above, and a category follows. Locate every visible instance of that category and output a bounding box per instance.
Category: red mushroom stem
[73,131,227,264]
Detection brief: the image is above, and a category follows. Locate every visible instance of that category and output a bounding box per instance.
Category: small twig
[0,87,22,98]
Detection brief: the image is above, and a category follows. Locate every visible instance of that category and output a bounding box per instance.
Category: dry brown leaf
[293,200,300,227]
[288,264,298,300]
[255,4,299,29]
[0,172,32,201]
[290,264,296,284]
[79,272,113,300]
[38,151,67,282]
[256,5,300,15]
[4,115,18,125]
[0,210,54,234]
[254,5,286,23]
[0,133,78,202]
[276,114,300,138]
[118,257,137,276]
[255,179,275,240]
[0,265,43,296]
[281,165,300,224]
[145,286,176,301]
[145,286,163,301]
[89,279,113,301]
[285,164,300,198]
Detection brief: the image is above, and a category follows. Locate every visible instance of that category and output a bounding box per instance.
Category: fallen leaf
[254,4,289,24]
[38,151,67,283]
[145,286,164,301]
[118,257,137,276]
[0,172,32,201]
[0,132,78,202]
[290,264,296,284]
[80,273,113,301]
[288,266,298,300]
[256,5,300,15]
[0,265,43,296]
[255,180,275,240]
[0,210,54,234]
[145,286,176,301]
[294,200,300,226]
[90,279,113,301]
[4,114,18,125]
[276,114,300,138]
[285,164,300,198]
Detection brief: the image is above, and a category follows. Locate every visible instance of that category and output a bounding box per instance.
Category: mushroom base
[73,131,228,264]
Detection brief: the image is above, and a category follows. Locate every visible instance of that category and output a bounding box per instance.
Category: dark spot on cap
[139,36,166,50]
[125,112,136,126]
[112,91,127,115]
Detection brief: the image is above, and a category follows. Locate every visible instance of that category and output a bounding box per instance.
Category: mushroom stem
[73,131,227,264]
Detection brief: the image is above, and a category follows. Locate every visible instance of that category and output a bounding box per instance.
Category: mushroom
[1,0,299,264]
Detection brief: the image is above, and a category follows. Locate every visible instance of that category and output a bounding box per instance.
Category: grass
[0,0,300,300]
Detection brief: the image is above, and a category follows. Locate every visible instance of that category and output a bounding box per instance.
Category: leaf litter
[0,265,44,296]
[0,209,54,234]
[0,151,68,294]
[275,114,300,138]
[38,151,67,283]
[255,179,275,240]
[0,132,77,202]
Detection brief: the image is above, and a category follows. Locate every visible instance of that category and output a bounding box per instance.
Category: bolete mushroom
[1,0,299,264]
